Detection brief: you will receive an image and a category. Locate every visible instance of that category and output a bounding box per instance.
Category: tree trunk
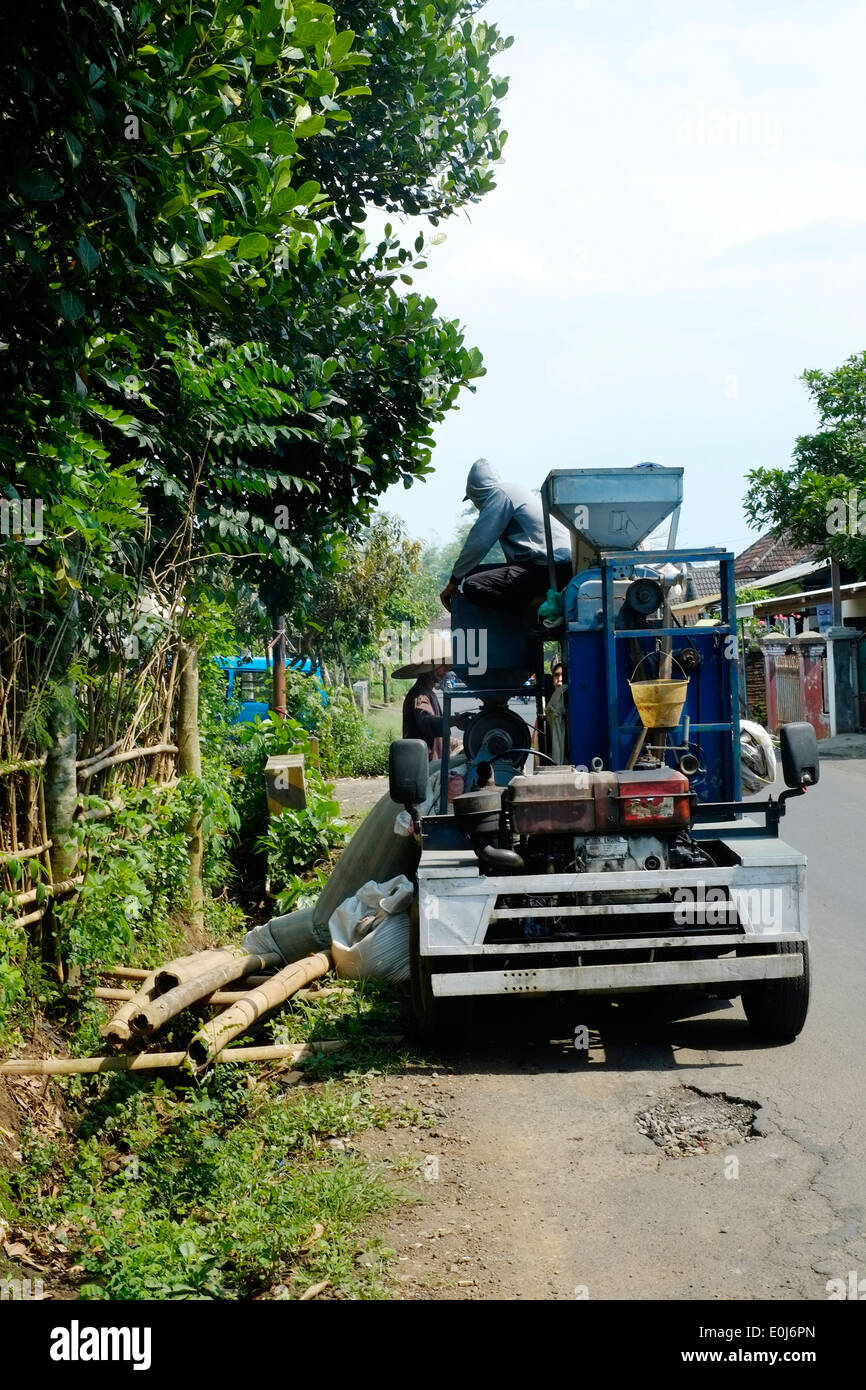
[177,640,204,930]
[336,639,352,690]
[270,612,286,718]
[43,573,80,975]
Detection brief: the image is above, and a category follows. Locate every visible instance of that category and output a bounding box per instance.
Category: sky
[378,0,866,556]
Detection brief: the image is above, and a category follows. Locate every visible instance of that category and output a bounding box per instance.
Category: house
[733,531,817,587]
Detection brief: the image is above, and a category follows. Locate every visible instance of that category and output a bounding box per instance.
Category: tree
[298,513,438,680]
[297,2,511,219]
[1,0,510,908]
[745,353,866,577]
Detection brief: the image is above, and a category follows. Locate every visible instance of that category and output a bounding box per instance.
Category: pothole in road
[636,1085,761,1157]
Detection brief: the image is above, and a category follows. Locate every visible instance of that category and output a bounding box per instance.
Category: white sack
[328,874,414,982]
[740,719,777,794]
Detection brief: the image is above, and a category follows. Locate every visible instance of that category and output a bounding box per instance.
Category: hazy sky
[378,0,866,555]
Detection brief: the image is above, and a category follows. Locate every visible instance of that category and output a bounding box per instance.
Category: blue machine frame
[565,547,741,803]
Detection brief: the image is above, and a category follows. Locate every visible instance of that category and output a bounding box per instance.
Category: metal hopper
[542,463,683,553]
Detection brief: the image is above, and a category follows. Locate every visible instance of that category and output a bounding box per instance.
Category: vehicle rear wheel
[409,897,436,1036]
[740,940,810,1041]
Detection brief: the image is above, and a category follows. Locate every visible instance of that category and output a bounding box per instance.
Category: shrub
[257,787,348,885]
[320,690,390,778]
[227,716,348,894]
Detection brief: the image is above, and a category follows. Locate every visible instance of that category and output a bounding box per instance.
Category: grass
[364,700,403,745]
[3,979,434,1301]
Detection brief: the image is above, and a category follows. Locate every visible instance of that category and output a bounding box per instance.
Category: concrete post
[825,627,859,735]
[794,633,829,740]
[760,636,791,733]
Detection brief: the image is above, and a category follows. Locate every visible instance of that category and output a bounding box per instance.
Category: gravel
[636,1084,760,1157]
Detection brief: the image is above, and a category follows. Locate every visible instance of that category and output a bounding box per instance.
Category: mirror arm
[777,785,807,815]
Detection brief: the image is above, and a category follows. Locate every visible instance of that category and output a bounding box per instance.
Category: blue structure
[541,464,740,803]
[565,548,740,803]
[213,655,327,724]
[439,464,741,809]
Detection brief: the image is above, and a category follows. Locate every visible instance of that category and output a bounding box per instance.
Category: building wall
[744,649,767,717]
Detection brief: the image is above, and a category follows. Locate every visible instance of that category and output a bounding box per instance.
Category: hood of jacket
[463,458,502,507]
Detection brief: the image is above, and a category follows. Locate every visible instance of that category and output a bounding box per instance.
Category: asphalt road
[369,756,866,1301]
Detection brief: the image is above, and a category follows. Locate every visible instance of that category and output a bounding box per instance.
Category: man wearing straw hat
[394,632,467,761]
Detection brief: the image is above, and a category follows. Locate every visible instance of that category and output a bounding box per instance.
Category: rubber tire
[740,940,811,1041]
[409,897,436,1036]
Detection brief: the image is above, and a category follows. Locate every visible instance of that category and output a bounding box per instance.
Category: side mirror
[779,722,820,789]
[389,739,429,807]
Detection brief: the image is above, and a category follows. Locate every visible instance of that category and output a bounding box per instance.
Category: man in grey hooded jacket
[439,459,573,612]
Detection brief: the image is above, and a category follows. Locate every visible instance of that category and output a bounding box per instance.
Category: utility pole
[271,614,286,719]
[830,557,843,628]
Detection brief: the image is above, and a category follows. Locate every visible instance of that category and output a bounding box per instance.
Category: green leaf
[76,235,100,272]
[295,115,326,138]
[173,24,197,64]
[64,132,83,169]
[329,29,356,65]
[271,129,297,156]
[161,195,188,219]
[59,290,86,322]
[294,180,321,205]
[236,233,270,261]
[248,116,277,146]
[17,170,62,201]
[120,188,137,235]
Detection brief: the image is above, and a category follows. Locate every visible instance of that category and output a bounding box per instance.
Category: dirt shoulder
[331,775,390,821]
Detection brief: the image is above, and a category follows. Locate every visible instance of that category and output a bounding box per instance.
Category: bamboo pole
[131,951,278,1034]
[0,1040,348,1076]
[75,741,123,770]
[12,908,46,930]
[9,770,18,854]
[0,756,47,775]
[7,875,83,909]
[0,842,51,863]
[96,985,277,1006]
[103,965,273,987]
[187,953,332,1068]
[156,947,252,994]
[77,743,178,782]
[102,970,160,1046]
[96,981,334,1004]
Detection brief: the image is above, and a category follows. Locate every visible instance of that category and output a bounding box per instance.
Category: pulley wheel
[463,704,529,769]
[625,577,664,615]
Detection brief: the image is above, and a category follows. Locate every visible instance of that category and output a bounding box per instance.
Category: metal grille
[775,654,803,723]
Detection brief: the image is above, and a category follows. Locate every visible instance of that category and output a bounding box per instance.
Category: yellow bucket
[628,677,689,729]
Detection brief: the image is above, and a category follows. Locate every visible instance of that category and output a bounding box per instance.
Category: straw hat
[392,630,454,680]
